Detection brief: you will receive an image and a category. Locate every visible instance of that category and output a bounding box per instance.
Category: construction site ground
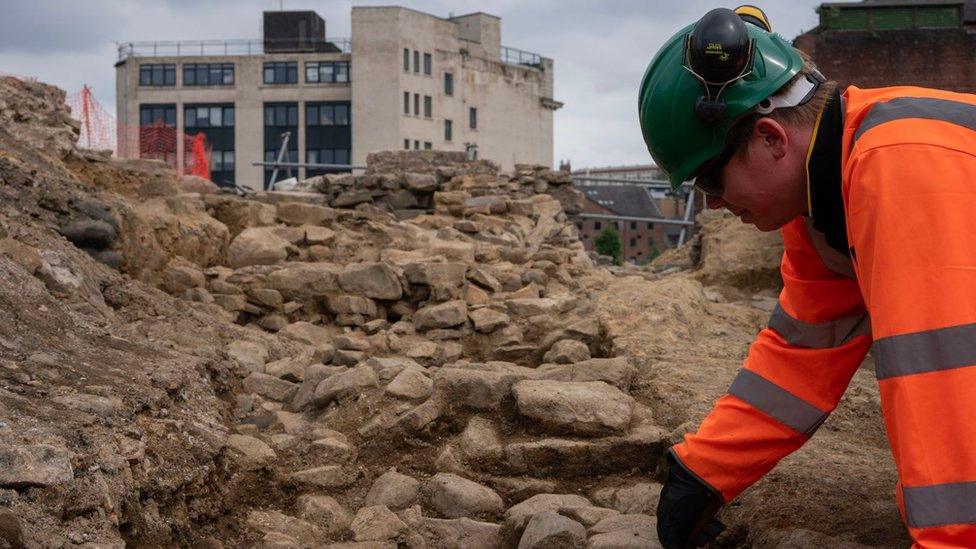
[0,76,908,548]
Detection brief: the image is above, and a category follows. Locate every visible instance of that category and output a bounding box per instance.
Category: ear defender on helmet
[684,6,772,124]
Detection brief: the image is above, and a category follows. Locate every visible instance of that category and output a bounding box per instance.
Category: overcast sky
[0,0,828,169]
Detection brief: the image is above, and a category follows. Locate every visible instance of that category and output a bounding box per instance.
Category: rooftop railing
[500,45,544,68]
[117,38,351,61]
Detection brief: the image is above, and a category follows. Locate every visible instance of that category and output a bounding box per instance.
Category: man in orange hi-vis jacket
[639,5,976,549]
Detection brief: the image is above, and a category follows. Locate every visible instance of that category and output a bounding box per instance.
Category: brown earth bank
[0,75,906,548]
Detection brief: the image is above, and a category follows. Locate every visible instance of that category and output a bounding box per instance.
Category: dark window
[264,102,299,187]
[184,105,235,128]
[630,221,637,230]
[138,104,177,166]
[186,104,236,186]
[404,139,410,150]
[403,48,410,71]
[424,141,432,150]
[306,102,349,126]
[413,50,419,73]
[413,93,419,116]
[139,64,175,86]
[469,107,477,129]
[305,61,350,83]
[423,52,431,75]
[264,62,297,84]
[139,104,176,127]
[444,119,452,141]
[595,221,602,230]
[403,92,410,115]
[629,238,637,247]
[444,72,454,95]
[647,222,654,229]
[184,63,233,86]
[414,140,420,150]
[423,95,432,118]
[576,222,582,230]
[306,101,352,178]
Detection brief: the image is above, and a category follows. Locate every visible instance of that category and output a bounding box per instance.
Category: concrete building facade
[115,7,560,190]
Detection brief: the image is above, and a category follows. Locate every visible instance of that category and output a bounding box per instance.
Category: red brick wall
[576,201,661,264]
[794,29,976,94]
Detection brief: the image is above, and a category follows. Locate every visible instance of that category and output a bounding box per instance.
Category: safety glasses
[692,144,737,197]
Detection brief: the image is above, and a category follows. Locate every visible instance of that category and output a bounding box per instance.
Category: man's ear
[753,117,789,159]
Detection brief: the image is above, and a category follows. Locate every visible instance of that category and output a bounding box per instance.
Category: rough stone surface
[351,506,406,541]
[295,494,352,538]
[365,469,421,510]
[458,416,503,463]
[422,517,503,549]
[512,380,635,436]
[227,340,269,373]
[469,308,510,333]
[224,434,276,470]
[588,513,659,548]
[517,511,585,549]
[312,365,379,407]
[542,339,591,364]
[227,227,291,268]
[413,300,468,330]
[243,372,299,402]
[424,473,505,519]
[0,444,73,488]
[385,367,433,400]
[287,465,358,489]
[246,510,323,545]
[504,494,592,533]
[339,262,403,300]
[434,368,522,411]
[535,357,636,392]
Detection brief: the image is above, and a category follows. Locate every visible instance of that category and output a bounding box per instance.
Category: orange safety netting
[63,83,212,180]
[187,133,211,180]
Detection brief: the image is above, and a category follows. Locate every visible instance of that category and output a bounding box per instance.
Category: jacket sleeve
[671,217,872,503]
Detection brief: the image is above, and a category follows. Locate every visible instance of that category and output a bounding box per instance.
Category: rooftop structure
[796,0,976,93]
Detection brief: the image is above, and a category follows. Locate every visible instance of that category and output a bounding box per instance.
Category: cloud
[0,0,825,169]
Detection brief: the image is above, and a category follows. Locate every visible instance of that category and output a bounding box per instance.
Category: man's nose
[705,195,728,210]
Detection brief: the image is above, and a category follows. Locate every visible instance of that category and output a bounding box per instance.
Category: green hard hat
[638,7,804,190]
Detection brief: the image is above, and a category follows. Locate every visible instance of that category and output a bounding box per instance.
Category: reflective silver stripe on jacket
[903,481,976,528]
[873,322,976,380]
[768,303,871,349]
[855,96,976,144]
[727,369,828,435]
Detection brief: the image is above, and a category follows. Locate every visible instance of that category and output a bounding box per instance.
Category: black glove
[657,451,726,548]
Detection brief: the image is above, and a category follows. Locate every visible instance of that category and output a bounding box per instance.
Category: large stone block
[512,380,635,436]
[339,262,403,300]
[414,300,468,330]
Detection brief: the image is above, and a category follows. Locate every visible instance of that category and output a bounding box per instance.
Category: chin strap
[754,69,826,115]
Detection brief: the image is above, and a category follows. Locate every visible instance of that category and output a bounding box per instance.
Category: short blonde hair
[727,53,837,153]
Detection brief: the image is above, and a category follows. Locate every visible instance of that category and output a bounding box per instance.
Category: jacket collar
[805,89,849,255]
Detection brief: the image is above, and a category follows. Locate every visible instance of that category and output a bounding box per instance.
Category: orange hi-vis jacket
[673,85,976,547]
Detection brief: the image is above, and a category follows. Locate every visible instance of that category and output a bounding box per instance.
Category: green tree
[595,225,622,266]
[646,241,660,264]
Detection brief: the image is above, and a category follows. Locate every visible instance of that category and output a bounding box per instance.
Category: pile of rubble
[0,77,671,548]
[160,152,667,546]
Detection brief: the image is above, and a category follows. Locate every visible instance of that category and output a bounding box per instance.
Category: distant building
[571,163,697,261]
[575,184,688,263]
[115,7,561,190]
[795,0,976,93]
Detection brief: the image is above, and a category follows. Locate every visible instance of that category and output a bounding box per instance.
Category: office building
[115,7,561,189]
